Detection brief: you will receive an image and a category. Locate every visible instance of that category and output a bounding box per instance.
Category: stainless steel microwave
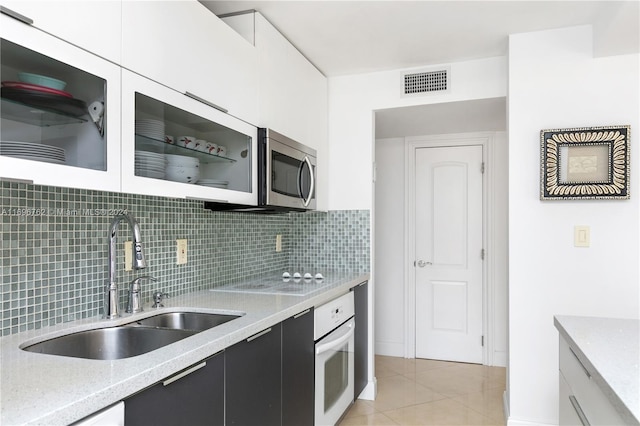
[204,128,316,213]
[259,128,316,211]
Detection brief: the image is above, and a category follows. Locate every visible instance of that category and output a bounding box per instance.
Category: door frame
[404,131,499,365]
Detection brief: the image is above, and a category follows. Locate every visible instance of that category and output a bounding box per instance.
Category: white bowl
[165,165,199,183]
[165,154,199,167]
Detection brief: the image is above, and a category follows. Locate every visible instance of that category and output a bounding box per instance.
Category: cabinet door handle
[569,347,591,379]
[163,362,206,386]
[184,91,228,114]
[293,309,311,319]
[247,327,271,342]
[569,395,591,426]
[0,6,33,25]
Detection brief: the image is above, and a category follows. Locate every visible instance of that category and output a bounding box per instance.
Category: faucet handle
[152,290,169,308]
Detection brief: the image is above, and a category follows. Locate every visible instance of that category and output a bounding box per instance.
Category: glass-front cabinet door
[121,70,257,205]
[0,14,121,191]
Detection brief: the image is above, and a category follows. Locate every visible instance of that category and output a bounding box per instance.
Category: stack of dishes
[135,119,165,141]
[1,74,86,118]
[165,154,199,184]
[135,150,166,179]
[198,179,229,189]
[0,140,66,165]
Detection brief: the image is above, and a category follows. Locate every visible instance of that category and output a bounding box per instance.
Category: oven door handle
[316,319,355,355]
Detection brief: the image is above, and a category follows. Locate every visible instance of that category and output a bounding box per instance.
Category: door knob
[416,260,432,267]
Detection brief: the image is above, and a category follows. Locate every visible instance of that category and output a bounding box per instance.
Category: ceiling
[201,1,640,77]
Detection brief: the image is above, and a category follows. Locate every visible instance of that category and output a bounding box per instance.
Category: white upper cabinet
[0,0,122,64]
[254,13,327,153]
[0,13,122,192]
[121,69,257,205]
[121,0,258,124]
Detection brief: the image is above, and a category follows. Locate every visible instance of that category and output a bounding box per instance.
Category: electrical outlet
[124,241,133,271]
[176,239,188,264]
[275,234,282,252]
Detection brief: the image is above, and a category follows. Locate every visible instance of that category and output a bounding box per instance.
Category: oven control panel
[314,291,355,340]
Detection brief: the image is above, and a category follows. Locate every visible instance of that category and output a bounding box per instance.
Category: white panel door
[415,145,483,363]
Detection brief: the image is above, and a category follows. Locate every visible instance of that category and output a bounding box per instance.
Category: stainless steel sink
[22,311,243,360]
[131,311,241,331]
[22,326,196,360]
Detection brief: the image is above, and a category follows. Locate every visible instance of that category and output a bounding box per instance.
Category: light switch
[124,241,133,271]
[574,226,590,247]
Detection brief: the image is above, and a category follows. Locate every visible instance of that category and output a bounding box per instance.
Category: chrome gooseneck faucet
[105,213,146,319]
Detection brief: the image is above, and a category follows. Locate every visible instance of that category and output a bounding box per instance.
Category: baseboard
[375,341,404,357]
[503,389,555,426]
[356,378,377,401]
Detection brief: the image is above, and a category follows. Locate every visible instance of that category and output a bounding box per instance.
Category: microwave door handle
[299,155,315,207]
[316,320,354,355]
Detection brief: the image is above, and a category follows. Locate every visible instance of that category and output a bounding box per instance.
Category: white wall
[508,25,640,425]
[328,56,508,211]
[373,137,406,356]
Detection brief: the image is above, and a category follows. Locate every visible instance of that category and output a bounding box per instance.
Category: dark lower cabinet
[282,308,314,426]
[225,323,282,426]
[124,305,320,426]
[353,281,369,399]
[124,350,224,426]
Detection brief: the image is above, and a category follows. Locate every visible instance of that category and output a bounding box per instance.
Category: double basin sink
[21,311,243,360]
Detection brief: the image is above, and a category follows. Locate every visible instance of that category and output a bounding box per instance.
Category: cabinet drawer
[559,370,584,426]
[559,337,627,425]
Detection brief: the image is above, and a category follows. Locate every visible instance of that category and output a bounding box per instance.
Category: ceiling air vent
[401,66,450,97]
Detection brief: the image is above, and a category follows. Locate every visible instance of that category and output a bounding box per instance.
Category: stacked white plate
[0,140,66,165]
[198,179,229,189]
[165,154,199,184]
[135,150,166,179]
[135,119,165,141]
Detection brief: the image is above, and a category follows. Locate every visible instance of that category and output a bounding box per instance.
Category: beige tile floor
[340,355,506,426]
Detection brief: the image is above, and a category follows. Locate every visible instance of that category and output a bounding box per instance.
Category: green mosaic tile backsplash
[0,181,370,336]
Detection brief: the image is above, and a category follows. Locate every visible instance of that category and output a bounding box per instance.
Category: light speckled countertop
[1,272,369,426]
[554,315,640,424]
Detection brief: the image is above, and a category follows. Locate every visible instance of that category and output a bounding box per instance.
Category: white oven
[314,292,355,426]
